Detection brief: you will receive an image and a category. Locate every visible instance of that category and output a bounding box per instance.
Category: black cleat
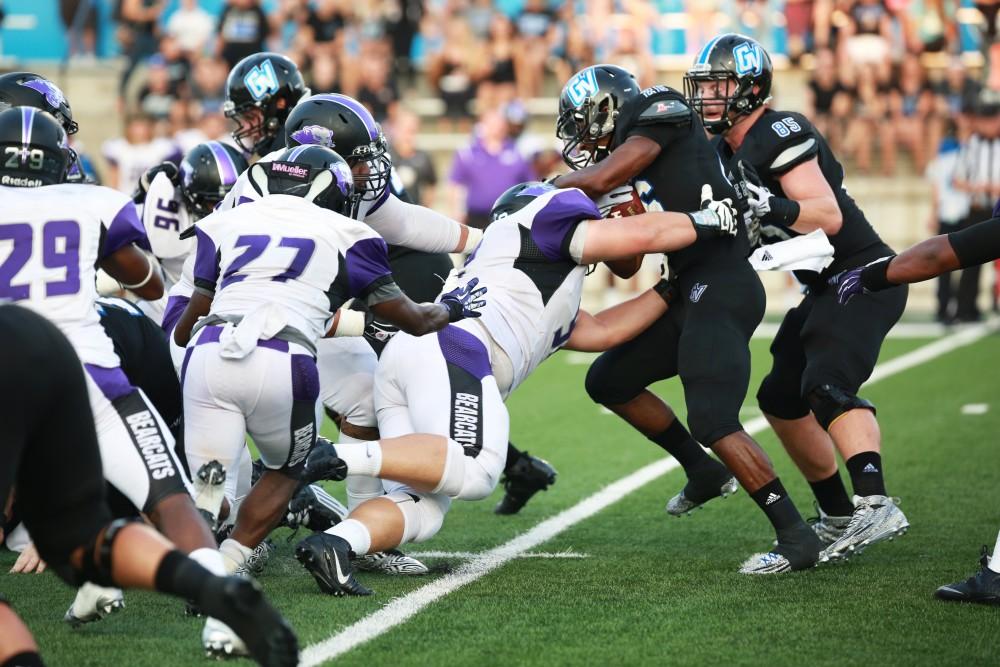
[935,547,1000,606]
[200,577,299,666]
[740,524,822,574]
[284,484,348,533]
[665,458,738,517]
[494,451,557,515]
[301,437,348,485]
[295,533,373,596]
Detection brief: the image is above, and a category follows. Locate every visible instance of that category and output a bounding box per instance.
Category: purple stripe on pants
[84,364,134,401]
[437,326,493,380]
[290,354,319,401]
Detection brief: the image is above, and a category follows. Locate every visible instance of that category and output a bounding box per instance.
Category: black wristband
[762,197,800,227]
[859,256,895,292]
[653,279,676,305]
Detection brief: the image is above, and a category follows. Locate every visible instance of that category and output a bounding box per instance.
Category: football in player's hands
[596,184,645,219]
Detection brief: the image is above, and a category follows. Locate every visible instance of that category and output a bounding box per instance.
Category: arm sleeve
[344,236,398,304]
[364,192,463,253]
[192,227,221,294]
[529,189,600,263]
[100,198,149,258]
[947,217,1000,267]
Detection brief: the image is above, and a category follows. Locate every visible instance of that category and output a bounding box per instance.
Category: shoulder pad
[636,98,692,126]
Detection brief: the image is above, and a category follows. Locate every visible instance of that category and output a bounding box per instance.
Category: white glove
[744,180,773,219]
[694,184,738,237]
[595,184,639,218]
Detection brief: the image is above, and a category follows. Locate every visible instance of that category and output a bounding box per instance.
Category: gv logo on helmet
[733,42,763,77]
[244,59,280,101]
[565,68,599,107]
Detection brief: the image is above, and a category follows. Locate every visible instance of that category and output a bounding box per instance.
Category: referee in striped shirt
[953,96,1000,321]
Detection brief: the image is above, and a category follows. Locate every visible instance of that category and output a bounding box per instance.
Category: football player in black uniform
[685,34,909,562]
[553,64,821,573]
[224,53,310,160]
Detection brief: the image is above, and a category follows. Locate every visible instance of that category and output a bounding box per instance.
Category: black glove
[363,311,399,346]
[133,161,180,203]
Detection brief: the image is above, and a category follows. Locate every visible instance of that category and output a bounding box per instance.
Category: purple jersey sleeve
[345,236,394,299]
[100,200,150,259]
[530,189,600,262]
[192,227,221,290]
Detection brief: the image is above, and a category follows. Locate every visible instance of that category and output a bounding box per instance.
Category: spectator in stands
[844,63,894,174]
[478,13,519,112]
[514,0,557,99]
[925,127,971,321]
[102,113,179,193]
[784,0,814,62]
[307,0,348,54]
[165,0,215,57]
[60,0,99,60]
[888,53,935,174]
[388,109,437,208]
[308,52,340,93]
[217,0,271,69]
[449,109,535,229]
[550,16,594,88]
[807,48,851,152]
[157,37,191,96]
[357,55,399,123]
[840,0,893,68]
[932,57,980,136]
[427,14,486,129]
[189,57,228,111]
[597,15,655,88]
[118,0,166,106]
[137,58,176,121]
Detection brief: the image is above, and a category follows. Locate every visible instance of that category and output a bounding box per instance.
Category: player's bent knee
[49,518,136,588]
[431,439,467,497]
[806,384,876,431]
[390,492,449,543]
[584,359,639,406]
[757,373,810,421]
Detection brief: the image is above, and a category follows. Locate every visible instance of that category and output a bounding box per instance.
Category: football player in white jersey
[0,107,246,651]
[172,146,487,594]
[293,180,742,595]
[131,141,248,323]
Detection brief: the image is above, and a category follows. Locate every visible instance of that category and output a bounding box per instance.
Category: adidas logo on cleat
[862,463,879,473]
[765,492,781,505]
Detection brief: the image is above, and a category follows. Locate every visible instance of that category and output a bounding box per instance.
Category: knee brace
[389,492,450,544]
[806,384,875,431]
[431,439,467,498]
[51,517,135,588]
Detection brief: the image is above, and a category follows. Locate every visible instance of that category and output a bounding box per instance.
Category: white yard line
[407,550,590,560]
[301,319,998,667]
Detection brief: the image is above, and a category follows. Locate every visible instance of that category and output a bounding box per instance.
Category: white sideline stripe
[407,550,590,560]
[301,319,997,667]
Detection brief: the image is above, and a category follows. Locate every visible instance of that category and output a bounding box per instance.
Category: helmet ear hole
[304,169,333,204]
[250,163,270,195]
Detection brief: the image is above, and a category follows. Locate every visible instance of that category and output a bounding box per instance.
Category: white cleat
[739,552,793,575]
[235,540,274,577]
[808,505,853,546]
[202,617,248,658]
[64,583,125,627]
[820,495,909,563]
[193,460,227,529]
[354,549,429,575]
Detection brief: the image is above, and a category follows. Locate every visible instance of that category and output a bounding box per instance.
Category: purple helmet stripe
[21,107,35,146]
[287,144,310,161]
[308,93,378,141]
[207,141,238,185]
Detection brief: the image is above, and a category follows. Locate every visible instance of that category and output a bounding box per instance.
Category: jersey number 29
[0,221,80,300]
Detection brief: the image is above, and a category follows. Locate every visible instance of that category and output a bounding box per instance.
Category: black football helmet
[250,144,358,217]
[179,141,249,219]
[556,64,639,169]
[224,53,310,156]
[284,93,391,202]
[0,107,71,187]
[0,72,77,135]
[683,33,773,134]
[490,181,557,222]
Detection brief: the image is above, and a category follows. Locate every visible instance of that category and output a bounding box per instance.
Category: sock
[340,433,385,510]
[504,442,522,470]
[808,471,855,517]
[153,550,213,601]
[218,538,253,575]
[750,479,805,532]
[336,441,383,477]
[327,518,372,556]
[845,451,887,497]
[188,547,227,576]
[990,529,1000,574]
[648,420,711,470]
[2,652,45,667]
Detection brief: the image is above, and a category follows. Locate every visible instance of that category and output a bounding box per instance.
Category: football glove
[363,312,399,346]
[830,256,893,305]
[688,184,738,239]
[439,277,487,322]
[132,161,180,203]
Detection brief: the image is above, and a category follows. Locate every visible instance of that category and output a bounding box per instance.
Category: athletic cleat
[354,549,429,575]
[935,546,1000,606]
[819,495,909,563]
[301,437,348,485]
[284,484,348,533]
[236,539,275,577]
[807,504,852,546]
[743,524,821,575]
[295,533,373,596]
[64,583,125,627]
[200,577,298,666]
[665,459,738,517]
[494,451,557,515]
[193,459,227,528]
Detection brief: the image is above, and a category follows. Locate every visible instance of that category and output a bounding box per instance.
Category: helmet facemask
[684,66,762,135]
[345,134,391,202]
[557,96,616,170]
[225,101,280,156]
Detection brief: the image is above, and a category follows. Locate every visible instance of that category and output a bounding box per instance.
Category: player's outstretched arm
[563,281,674,352]
[364,193,483,254]
[367,278,487,336]
[579,185,738,264]
[552,135,661,198]
[99,246,164,301]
